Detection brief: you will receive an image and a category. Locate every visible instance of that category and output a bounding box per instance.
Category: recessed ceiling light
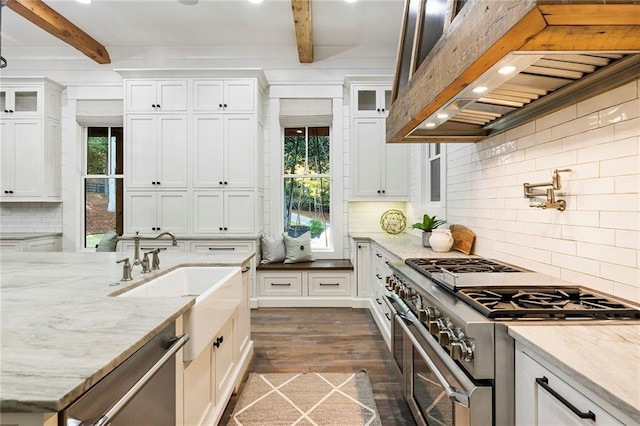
[425,122,436,128]
[472,86,488,94]
[436,113,449,119]
[248,0,264,3]
[76,0,91,4]
[498,65,517,75]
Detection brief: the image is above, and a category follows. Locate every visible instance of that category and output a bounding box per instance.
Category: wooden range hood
[387,1,640,143]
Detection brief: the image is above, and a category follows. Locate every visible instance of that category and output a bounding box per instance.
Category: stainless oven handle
[93,333,190,426]
[396,317,471,407]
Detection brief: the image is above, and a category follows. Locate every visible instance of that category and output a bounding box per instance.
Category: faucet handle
[116,258,133,281]
[141,251,153,274]
[151,249,161,270]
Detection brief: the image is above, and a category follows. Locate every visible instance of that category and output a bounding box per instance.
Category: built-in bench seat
[256,259,355,307]
[256,259,353,271]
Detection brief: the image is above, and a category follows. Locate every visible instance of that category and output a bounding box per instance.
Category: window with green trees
[84,127,123,248]
[283,126,331,249]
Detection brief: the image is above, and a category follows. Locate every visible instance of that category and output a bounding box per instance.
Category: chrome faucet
[132,231,178,267]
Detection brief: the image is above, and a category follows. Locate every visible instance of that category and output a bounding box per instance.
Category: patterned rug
[227,371,383,426]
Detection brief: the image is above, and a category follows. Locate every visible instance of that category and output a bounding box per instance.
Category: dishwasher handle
[93,333,189,426]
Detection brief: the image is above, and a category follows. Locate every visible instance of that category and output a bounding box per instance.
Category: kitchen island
[0,250,253,419]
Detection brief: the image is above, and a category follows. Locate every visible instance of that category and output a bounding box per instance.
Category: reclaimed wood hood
[386,1,640,143]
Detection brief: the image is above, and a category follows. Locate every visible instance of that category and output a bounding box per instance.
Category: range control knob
[425,306,440,323]
[450,340,474,362]
[417,308,427,322]
[438,330,451,346]
[428,321,439,335]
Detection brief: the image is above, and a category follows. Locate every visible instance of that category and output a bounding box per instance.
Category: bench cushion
[256,259,353,271]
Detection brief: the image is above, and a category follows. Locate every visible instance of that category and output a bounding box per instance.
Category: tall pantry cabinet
[0,78,63,202]
[120,70,266,237]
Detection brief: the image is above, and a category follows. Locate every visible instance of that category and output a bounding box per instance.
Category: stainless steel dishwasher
[60,323,188,426]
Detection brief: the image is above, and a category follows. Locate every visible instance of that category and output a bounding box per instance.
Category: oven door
[396,313,493,426]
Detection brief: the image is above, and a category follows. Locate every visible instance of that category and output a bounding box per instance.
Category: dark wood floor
[220,307,416,425]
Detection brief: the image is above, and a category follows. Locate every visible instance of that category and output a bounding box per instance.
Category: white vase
[429,228,454,252]
[421,231,432,247]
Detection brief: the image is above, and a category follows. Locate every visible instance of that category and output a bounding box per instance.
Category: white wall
[0,203,63,233]
[417,79,639,302]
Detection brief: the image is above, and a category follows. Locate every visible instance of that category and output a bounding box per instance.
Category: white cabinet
[0,78,62,202]
[369,243,396,348]
[125,191,189,235]
[192,79,255,113]
[352,85,391,117]
[349,82,409,201]
[515,343,628,426]
[353,241,371,297]
[125,80,188,112]
[0,236,61,252]
[192,114,255,188]
[183,313,236,426]
[257,270,353,299]
[125,114,188,189]
[192,191,255,234]
[351,117,409,200]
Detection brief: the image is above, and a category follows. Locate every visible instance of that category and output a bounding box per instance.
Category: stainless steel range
[385,257,640,426]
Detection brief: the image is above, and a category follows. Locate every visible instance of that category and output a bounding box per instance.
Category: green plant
[411,214,446,232]
[309,219,325,237]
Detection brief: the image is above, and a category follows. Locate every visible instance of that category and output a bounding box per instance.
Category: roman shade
[76,100,123,127]
[279,98,332,127]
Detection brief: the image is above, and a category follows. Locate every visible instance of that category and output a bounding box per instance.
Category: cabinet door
[156,80,188,111]
[351,118,383,198]
[214,315,236,405]
[11,120,43,198]
[223,80,255,112]
[0,120,14,193]
[383,141,409,198]
[157,115,188,188]
[125,192,156,233]
[352,86,390,117]
[192,79,224,112]
[183,346,214,426]
[156,192,189,234]
[224,191,255,234]
[237,263,251,355]
[355,242,371,297]
[126,115,157,189]
[125,81,157,112]
[224,115,255,188]
[193,191,225,234]
[0,88,41,117]
[193,115,224,188]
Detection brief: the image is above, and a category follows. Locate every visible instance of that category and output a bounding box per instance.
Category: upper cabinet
[0,78,63,202]
[353,86,392,117]
[192,79,255,113]
[347,79,409,201]
[125,79,188,112]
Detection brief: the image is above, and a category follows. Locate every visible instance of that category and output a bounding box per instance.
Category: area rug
[227,371,383,426]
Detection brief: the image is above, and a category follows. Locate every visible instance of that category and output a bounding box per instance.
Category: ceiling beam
[291,0,313,63]
[6,0,111,64]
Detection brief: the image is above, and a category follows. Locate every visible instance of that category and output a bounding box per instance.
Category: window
[422,143,446,207]
[83,127,124,248]
[283,126,331,249]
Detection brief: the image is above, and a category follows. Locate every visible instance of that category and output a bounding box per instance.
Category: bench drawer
[259,272,303,297]
[308,272,351,296]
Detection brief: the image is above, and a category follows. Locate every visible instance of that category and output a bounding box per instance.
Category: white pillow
[283,231,314,264]
[260,234,286,264]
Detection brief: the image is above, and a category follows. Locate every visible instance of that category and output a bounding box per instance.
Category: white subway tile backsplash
[404,84,639,301]
[536,104,577,131]
[577,81,637,117]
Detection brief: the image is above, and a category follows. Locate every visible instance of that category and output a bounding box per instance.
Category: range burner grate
[457,287,640,319]
[405,257,526,275]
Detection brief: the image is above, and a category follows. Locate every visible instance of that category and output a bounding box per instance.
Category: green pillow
[282,231,314,264]
[96,231,119,252]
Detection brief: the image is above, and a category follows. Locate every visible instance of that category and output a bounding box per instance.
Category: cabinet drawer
[117,240,187,252]
[190,241,254,253]
[259,272,303,297]
[308,272,351,297]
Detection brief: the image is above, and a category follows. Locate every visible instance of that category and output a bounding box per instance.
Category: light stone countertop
[508,324,640,424]
[350,232,473,260]
[0,232,63,240]
[0,251,253,413]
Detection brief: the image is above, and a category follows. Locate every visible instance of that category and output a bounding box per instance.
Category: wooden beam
[291,0,313,63]
[538,4,640,26]
[521,26,640,51]
[7,0,111,64]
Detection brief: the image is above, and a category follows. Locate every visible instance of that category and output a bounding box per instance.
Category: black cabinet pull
[385,313,391,320]
[382,190,386,194]
[9,110,13,113]
[376,298,382,305]
[141,247,167,251]
[9,191,14,194]
[219,227,223,231]
[156,181,160,185]
[319,283,340,286]
[156,104,160,109]
[213,336,223,348]
[381,108,385,112]
[151,104,156,108]
[377,108,380,112]
[223,227,228,231]
[3,110,8,113]
[376,253,382,258]
[219,181,223,185]
[219,103,223,108]
[271,283,291,286]
[223,103,227,108]
[224,181,228,185]
[535,377,596,421]
[377,190,381,194]
[376,274,382,279]
[208,247,235,251]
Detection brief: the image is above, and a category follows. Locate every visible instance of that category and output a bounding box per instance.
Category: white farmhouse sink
[118,266,242,361]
